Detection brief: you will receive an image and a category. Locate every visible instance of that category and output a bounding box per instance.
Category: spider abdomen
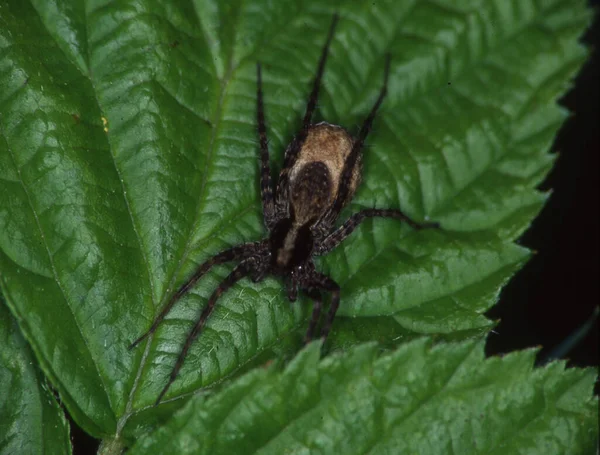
[287,122,361,212]
[290,161,332,224]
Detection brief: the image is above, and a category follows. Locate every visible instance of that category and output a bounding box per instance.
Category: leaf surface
[0,0,592,443]
[0,301,72,455]
[129,340,599,455]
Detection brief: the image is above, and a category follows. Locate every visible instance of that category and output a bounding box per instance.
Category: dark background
[71,4,600,454]
[485,3,599,371]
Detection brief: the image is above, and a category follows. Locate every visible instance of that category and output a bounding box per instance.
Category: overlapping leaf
[0,301,72,455]
[129,340,599,455]
[0,0,592,446]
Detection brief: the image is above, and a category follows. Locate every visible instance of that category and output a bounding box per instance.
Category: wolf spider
[130,14,439,405]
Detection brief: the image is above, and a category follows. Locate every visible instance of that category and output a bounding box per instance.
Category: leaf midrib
[361,343,477,455]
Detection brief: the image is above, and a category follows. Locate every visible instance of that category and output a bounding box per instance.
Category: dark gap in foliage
[68,412,101,455]
[486,0,599,377]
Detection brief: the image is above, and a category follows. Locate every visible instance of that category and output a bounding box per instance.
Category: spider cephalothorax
[130,14,439,404]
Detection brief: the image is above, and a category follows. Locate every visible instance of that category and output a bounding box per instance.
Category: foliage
[129,340,598,455]
[0,302,71,455]
[0,0,596,452]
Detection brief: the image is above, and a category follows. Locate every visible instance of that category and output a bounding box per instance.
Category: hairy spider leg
[256,63,276,230]
[304,289,323,342]
[287,276,298,302]
[315,55,439,251]
[327,54,391,222]
[307,273,340,339]
[128,242,258,350]
[317,209,440,255]
[155,260,254,405]
[301,13,339,130]
[276,14,339,204]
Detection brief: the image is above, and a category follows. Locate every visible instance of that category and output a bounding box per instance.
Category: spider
[130,14,439,405]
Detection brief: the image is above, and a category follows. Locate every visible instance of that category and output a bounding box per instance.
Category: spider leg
[316,209,439,255]
[303,272,340,340]
[256,63,276,230]
[277,13,339,195]
[304,289,323,343]
[326,54,391,223]
[155,259,254,405]
[128,242,258,350]
[287,278,298,302]
[301,13,339,129]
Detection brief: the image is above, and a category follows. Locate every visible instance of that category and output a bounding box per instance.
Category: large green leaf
[0,300,72,455]
[0,0,592,448]
[129,340,599,455]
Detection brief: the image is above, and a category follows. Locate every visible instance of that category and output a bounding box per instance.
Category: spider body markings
[130,15,439,405]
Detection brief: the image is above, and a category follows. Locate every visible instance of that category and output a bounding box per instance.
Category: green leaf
[0,0,592,447]
[128,340,599,455]
[0,299,72,455]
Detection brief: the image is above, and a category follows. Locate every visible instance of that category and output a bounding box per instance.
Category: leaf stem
[97,436,125,455]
